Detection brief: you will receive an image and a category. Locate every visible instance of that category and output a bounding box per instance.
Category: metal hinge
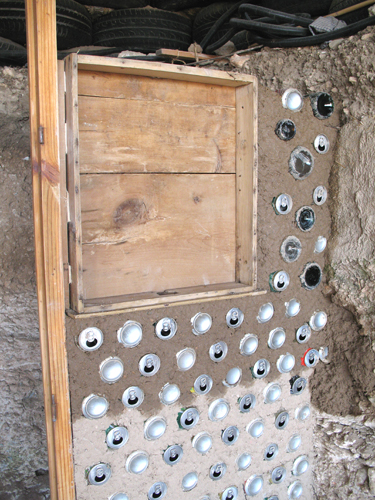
[38,126,44,144]
[52,394,57,422]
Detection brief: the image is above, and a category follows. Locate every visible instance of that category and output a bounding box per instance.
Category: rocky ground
[1,25,375,500]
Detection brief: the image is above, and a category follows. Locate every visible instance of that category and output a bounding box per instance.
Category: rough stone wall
[0,67,50,500]
[1,25,375,500]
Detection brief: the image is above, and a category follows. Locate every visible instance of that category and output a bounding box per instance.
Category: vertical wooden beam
[65,54,84,313]
[25,1,75,500]
[235,81,258,287]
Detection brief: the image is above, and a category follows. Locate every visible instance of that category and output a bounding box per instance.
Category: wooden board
[81,173,236,299]
[235,82,258,286]
[78,70,236,107]
[62,55,258,313]
[78,94,236,174]
[25,0,75,499]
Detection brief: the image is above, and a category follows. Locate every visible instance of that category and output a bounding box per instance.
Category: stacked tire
[92,8,192,52]
[0,0,92,49]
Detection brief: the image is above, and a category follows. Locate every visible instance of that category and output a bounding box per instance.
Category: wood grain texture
[58,61,70,309]
[80,173,236,299]
[67,287,266,317]
[65,56,258,312]
[65,54,84,313]
[235,83,257,286]
[78,70,236,107]
[25,1,75,499]
[78,94,236,174]
[76,54,257,87]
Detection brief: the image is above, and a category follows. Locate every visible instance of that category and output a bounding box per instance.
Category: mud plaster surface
[3,27,375,500]
[65,85,337,499]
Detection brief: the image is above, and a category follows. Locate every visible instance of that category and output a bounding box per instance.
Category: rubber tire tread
[230,30,255,50]
[0,0,92,48]
[75,0,147,7]
[261,0,332,16]
[329,0,369,23]
[193,3,236,45]
[152,0,241,11]
[93,8,192,51]
[153,0,214,11]
[0,34,24,49]
[0,34,26,64]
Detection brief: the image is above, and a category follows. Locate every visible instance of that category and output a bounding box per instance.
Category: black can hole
[279,203,289,212]
[184,418,194,426]
[243,402,251,410]
[94,474,106,483]
[226,494,234,500]
[318,144,326,152]
[214,350,223,359]
[230,318,238,326]
[86,338,98,348]
[200,384,207,391]
[213,470,222,478]
[304,265,321,288]
[113,436,123,445]
[228,435,234,442]
[317,93,334,117]
[276,280,285,289]
[257,368,265,376]
[298,209,315,231]
[161,329,171,337]
[128,397,138,405]
[278,421,285,429]
[275,119,296,141]
[153,491,162,499]
[169,454,178,462]
[144,365,154,373]
[267,451,274,459]
[299,333,306,341]
[295,157,311,176]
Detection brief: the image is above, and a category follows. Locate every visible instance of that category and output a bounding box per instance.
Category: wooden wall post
[25,1,75,499]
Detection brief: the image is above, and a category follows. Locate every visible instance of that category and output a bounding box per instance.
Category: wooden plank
[76,54,257,87]
[25,1,75,500]
[67,287,267,318]
[58,61,70,309]
[81,173,236,299]
[65,54,84,313]
[78,70,236,108]
[235,82,258,286]
[156,48,220,61]
[78,94,236,174]
[327,0,375,17]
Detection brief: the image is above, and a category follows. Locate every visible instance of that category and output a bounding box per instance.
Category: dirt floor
[1,25,375,500]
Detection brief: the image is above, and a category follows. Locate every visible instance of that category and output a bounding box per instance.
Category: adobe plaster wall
[1,25,375,500]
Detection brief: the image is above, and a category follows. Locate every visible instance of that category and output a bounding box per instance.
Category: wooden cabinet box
[61,55,258,314]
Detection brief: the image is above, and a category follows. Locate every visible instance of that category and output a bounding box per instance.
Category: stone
[329,38,344,49]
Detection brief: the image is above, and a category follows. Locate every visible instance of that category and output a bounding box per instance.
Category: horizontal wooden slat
[80,173,236,299]
[78,95,236,174]
[76,54,257,88]
[78,71,236,108]
[66,288,266,318]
